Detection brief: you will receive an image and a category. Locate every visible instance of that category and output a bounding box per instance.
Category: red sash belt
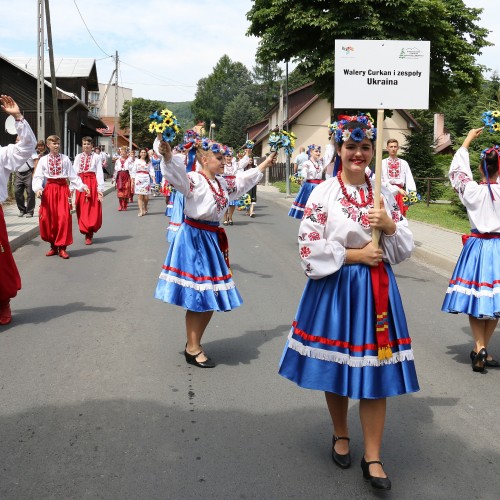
[184,218,231,271]
[306,180,323,184]
[46,178,68,186]
[136,171,149,174]
[369,262,392,360]
[462,232,500,245]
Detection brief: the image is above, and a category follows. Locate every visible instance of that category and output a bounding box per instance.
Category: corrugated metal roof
[9,57,96,78]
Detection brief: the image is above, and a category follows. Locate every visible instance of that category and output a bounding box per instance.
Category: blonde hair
[46,135,60,144]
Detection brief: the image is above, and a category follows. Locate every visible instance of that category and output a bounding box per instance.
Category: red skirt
[116,171,131,199]
[76,172,102,235]
[0,206,21,301]
[39,178,73,247]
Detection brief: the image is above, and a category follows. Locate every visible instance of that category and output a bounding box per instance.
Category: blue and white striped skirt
[279,263,419,399]
[288,181,322,219]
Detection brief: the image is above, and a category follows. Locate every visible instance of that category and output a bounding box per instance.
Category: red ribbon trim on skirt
[162,265,232,282]
[292,321,412,352]
[449,276,500,289]
[461,232,500,245]
[183,218,231,270]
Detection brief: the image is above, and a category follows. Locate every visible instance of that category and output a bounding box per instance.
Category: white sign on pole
[334,40,430,109]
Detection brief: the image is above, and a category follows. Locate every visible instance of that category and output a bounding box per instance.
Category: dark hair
[483,149,499,178]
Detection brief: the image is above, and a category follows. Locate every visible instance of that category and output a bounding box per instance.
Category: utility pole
[129,106,132,150]
[114,50,119,153]
[36,0,45,141]
[44,0,60,138]
[285,60,291,196]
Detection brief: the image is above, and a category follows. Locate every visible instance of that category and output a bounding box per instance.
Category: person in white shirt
[0,95,37,325]
[32,135,90,259]
[73,137,104,245]
[14,138,37,217]
[381,138,416,216]
[293,147,308,174]
[442,128,500,372]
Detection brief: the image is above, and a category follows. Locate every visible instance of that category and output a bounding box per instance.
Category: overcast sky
[1,0,498,103]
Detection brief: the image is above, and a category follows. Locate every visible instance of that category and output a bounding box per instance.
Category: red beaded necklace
[199,171,225,198]
[338,173,373,208]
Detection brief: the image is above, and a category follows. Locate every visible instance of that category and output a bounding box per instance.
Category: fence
[414,177,449,207]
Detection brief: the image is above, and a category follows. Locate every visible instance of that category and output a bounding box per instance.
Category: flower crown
[200,138,225,154]
[182,130,200,150]
[481,110,500,132]
[329,113,376,144]
[149,108,180,143]
[268,129,297,155]
[307,144,321,154]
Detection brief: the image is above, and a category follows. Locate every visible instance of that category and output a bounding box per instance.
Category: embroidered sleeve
[449,147,474,198]
[298,191,346,279]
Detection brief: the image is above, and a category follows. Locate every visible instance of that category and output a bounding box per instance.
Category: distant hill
[163,101,194,130]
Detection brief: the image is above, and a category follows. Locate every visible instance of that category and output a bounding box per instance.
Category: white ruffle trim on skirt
[158,272,236,292]
[287,334,415,368]
[446,283,500,299]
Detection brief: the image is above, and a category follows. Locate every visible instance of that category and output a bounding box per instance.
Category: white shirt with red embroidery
[381,156,416,193]
[73,152,105,192]
[113,157,132,179]
[32,153,87,193]
[156,150,263,222]
[298,177,414,279]
[224,155,249,176]
[449,146,500,233]
[300,159,325,180]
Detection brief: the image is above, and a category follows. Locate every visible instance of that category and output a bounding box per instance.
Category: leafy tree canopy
[247,0,491,109]
[218,92,262,149]
[191,55,252,128]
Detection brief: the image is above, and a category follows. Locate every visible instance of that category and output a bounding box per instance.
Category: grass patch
[273,181,300,194]
[406,202,470,233]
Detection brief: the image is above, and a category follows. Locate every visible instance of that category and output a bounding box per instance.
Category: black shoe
[361,457,391,490]
[184,349,216,368]
[332,436,351,469]
[26,213,34,218]
[472,348,487,372]
[471,350,499,367]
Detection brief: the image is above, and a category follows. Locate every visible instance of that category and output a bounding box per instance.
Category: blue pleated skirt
[279,263,419,399]
[288,181,321,219]
[155,219,243,312]
[166,193,185,243]
[442,236,500,319]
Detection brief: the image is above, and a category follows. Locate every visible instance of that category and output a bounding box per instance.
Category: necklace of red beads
[338,173,373,208]
[199,171,225,200]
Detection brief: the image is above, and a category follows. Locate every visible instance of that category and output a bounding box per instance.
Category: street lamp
[210,121,216,140]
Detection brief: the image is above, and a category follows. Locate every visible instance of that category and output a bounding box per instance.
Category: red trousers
[76,172,102,235]
[0,206,21,301]
[39,178,73,247]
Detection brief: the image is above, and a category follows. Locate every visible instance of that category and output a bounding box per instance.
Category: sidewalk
[3,179,115,252]
[258,185,463,276]
[3,182,463,276]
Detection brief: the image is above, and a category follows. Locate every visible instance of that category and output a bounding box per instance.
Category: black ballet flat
[472,348,487,372]
[332,436,351,469]
[184,349,216,368]
[361,457,391,490]
[471,350,500,367]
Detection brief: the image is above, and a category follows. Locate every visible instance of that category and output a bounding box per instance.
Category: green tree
[120,98,184,148]
[218,92,262,148]
[247,0,491,108]
[287,66,312,92]
[192,55,253,129]
[400,123,444,201]
[251,60,283,113]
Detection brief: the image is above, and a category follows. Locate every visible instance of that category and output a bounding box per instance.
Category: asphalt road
[0,191,499,499]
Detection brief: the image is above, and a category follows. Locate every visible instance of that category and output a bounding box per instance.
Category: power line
[73,0,112,58]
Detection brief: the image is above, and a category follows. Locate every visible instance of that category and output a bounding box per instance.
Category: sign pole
[372,108,385,247]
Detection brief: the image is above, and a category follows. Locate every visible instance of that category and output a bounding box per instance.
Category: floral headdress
[268,129,297,155]
[182,129,200,151]
[481,110,500,133]
[149,108,180,142]
[480,145,500,200]
[200,138,225,154]
[223,145,233,157]
[307,144,321,157]
[329,113,376,145]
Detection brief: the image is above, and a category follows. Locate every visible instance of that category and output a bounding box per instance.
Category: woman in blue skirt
[279,114,419,490]
[155,136,277,368]
[442,128,500,372]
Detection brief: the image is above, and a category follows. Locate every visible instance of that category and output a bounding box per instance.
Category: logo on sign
[342,46,354,56]
[399,47,423,59]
